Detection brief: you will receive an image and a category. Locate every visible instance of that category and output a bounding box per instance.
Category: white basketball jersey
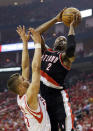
[17,94,51,131]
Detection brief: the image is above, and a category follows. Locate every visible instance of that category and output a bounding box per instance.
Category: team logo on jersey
[42,54,58,63]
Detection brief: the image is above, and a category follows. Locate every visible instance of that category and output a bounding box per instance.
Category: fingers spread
[16,25,23,34]
[23,25,25,32]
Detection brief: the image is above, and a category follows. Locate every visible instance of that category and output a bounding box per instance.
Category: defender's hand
[16,25,30,42]
[29,28,41,44]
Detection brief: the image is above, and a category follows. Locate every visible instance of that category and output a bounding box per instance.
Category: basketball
[62,7,81,27]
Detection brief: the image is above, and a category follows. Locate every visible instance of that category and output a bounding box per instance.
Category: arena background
[0,0,93,130]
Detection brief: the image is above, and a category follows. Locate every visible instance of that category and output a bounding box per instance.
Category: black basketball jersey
[40,48,71,90]
[40,36,75,131]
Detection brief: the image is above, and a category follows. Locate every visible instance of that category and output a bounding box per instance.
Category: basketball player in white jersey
[7,26,51,131]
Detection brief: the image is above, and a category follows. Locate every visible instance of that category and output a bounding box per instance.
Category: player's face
[53,36,67,52]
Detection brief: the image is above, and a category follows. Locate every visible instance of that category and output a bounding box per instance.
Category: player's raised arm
[35,8,66,34]
[29,9,66,51]
[16,26,30,80]
[65,14,80,63]
[26,28,42,110]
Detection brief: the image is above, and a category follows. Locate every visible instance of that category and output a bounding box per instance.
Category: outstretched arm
[26,28,42,110]
[35,17,58,34]
[16,26,30,80]
[35,9,66,34]
[29,9,66,51]
[65,14,80,63]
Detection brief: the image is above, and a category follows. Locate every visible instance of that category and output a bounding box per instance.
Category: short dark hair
[7,73,21,94]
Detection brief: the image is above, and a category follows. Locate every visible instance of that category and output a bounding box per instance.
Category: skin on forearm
[22,41,30,79]
[27,48,41,110]
[16,25,30,80]
[35,18,57,51]
[35,17,57,34]
[32,48,41,71]
[35,9,65,34]
[22,46,29,69]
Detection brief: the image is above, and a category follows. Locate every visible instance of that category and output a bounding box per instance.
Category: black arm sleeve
[66,35,76,58]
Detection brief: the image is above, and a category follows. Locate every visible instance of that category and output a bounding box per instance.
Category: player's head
[53,36,67,52]
[7,73,29,96]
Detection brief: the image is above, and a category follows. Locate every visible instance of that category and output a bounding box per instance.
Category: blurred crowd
[0,92,27,131]
[69,73,93,131]
[0,0,92,27]
[0,3,56,27]
[0,73,93,131]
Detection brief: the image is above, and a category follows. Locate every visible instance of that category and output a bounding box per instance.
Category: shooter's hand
[56,8,67,22]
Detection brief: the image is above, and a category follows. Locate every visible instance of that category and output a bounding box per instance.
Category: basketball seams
[62,7,81,27]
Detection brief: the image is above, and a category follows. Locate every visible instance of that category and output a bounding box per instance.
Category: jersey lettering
[39,96,46,106]
[42,54,58,63]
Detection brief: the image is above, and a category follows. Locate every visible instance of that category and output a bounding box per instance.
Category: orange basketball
[62,7,81,27]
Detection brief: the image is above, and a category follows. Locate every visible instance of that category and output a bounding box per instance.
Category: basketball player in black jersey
[29,10,80,131]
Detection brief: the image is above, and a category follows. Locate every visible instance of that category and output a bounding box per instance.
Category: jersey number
[46,63,52,71]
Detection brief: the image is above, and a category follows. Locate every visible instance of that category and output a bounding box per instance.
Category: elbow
[32,62,41,72]
[22,65,29,70]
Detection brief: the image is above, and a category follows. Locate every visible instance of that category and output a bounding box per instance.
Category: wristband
[34,43,41,49]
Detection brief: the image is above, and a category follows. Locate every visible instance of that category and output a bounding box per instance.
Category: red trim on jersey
[47,48,57,52]
[40,70,60,86]
[64,90,69,98]
[68,102,74,129]
[64,90,74,129]
[24,95,43,123]
[0,45,1,52]
[59,53,71,70]
[70,104,74,129]
[47,48,53,51]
